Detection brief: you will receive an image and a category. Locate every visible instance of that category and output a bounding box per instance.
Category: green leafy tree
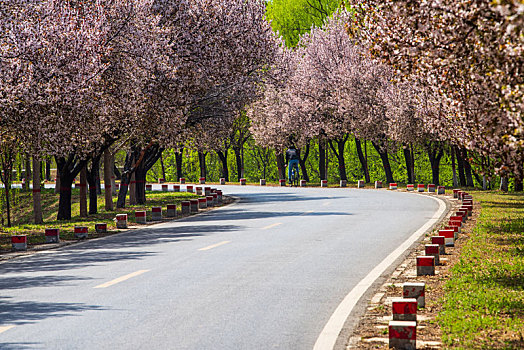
[266,0,343,47]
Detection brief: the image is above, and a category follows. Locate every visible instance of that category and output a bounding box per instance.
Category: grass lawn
[437,191,524,349]
[0,187,200,252]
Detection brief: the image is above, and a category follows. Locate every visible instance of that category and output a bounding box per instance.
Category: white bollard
[357,180,365,188]
[321,180,328,187]
[389,183,398,190]
[260,179,266,186]
[374,181,382,189]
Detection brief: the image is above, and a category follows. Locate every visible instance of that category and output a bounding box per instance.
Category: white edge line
[313,195,447,350]
[198,240,231,251]
[0,325,15,334]
[94,269,150,289]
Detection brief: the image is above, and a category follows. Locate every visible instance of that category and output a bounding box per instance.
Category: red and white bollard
[260,179,266,186]
[206,196,214,207]
[374,181,382,189]
[212,193,218,205]
[199,177,205,185]
[300,180,307,187]
[437,185,445,194]
[216,190,223,203]
[417,255,435,276]
[95,223,107,233]
[196,187,203,196]
[428,184,436,193]
[417,184,425,192]
[445,225,460,239]
[190,199,199,213]
[198,198,207,209]
[179,178,186,184]
[279,179,286,187]
[135,210,147,224]
[431,236,446,255]
[74,226,88,239]
[220,178,226,185]
[340,180,347,187]
[456,210,467,222]
[158,178,165,184]
[403,282,426,308]
[146,184,152,191]
[425,244,440,265]
[204,187,211,196]
[392,298,418,321]
[240,178,246,186]
[45,228,60,243]
[181,201,190,214]
[173,185,180,192]
[116,214,128,229]
[406,184,414,191]
[12,235,27,251]
[453,189,461,198]
[186,185,194,193]
[321,180,328,188]
[439,229,455,247]
[389,183,397,190]
[389,321,416,350]
[167,204,177,217]
[151,207,162,221]
[161,184,168,192]
[357,180,365,188]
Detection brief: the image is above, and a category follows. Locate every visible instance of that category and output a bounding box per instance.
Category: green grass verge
[0,188,199,251]
[437,191,524,349]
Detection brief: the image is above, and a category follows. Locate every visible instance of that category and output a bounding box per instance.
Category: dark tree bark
[318,138,327,181]
[55,154,88,220]
[32,157,43,224]
[451,146,458,187]
[500,177,509,192]
[175,150,183,181]
[24,157,31,191]
[217,150,229,181]
[79,165,88,218]
[355,138,371,183]
[233,147,242,181]
[276,153,286,180]
[113,164,121,180]
[329,135,349,182]
[514,176,523,192]
[45,158,51,181]
[104,150,113,211]
[426,141,444,186]
[159,153,166,181]
[454,146,466,186]
[372,141,394,183]
[462,148,474,187]
[87,154,101,215]
[134,144,163,205]
[198,151,207,179]
[298,143,310,182]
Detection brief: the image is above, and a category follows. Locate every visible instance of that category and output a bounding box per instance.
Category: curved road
[0,185,442,349]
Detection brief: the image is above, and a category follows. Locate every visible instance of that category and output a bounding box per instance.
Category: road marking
[94,270,149,289]
[199,240,231,251]
[301,210,314,215]
[0,325,14,334]
[262,222,282,230]
[313,195,447,350]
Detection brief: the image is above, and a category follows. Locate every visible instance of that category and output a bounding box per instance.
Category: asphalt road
[0,185,440,350]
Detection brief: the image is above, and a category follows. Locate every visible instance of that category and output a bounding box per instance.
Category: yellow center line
[198,240,231,251]
[262,222,282,230]
[0,325,14,334]
[94,270,149,289]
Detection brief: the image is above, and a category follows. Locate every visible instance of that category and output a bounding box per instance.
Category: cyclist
[285,145,300,185]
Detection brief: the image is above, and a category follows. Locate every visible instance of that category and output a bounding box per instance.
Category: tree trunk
[299,144,310,182]
[402,146,414,184]
[175,150,183,181]
[276,153,285,180]
[55,173,60,194]
[514,175,523,192]
[24,157,31,191]
[319,139,327,181]
[4,186,11,227]
[234,147,242,181]
[217,150,229,181]
[110,154,116,196]
[79,165,88,217]
[32,157,43,224]
[104,150,113,211]
[45,158,51,181]
[198,151,207,179]
[426,142,444,186]
[160,153,166,181]
[372,142,394,183]
[451,147,458,187]
[462,149,474,187]
[455,146,466,186]
[56,155,87,220]
[129,172,136,205]
[500,177,509,192]
[87,155,101,215]
[135,167,146,205]
[329,137,348,182]
[355,138,370,183]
